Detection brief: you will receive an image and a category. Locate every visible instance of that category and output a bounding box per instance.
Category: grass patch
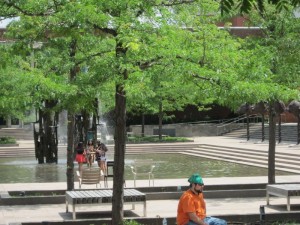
[127,135,192,143]
[0,136,16,144]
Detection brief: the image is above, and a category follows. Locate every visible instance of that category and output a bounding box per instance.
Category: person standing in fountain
[177,173,227,225]
[75,142,86,175]
[95,140,108,176]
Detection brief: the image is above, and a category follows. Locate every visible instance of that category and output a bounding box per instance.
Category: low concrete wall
[0,144,19,147]
[0,184,266,205]
[19,212,300,225]
[129,123,241,137]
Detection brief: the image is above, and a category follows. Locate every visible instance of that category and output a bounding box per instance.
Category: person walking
[95,140,108,176]
[177,173,227,225]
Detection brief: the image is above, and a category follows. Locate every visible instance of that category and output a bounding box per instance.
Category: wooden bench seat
[66,189,146,219]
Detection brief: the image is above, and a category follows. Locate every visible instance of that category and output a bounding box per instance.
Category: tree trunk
[268,104,276,184]
[66,112,75,190]
[82,111,90,144]
[278,115,282,143]
[74,115,83,144]
[36,108,45,164]
[297,116,300,145]
[112,83,126,224]
[66,38,77,191]
[92,98,98,143]
[141,113,145,137]
[261,114,265,142]
[112,41,127,224]
[44,100,58,163]
[33,113,44,163]
[158,100,163,141]
[246,115,250,141]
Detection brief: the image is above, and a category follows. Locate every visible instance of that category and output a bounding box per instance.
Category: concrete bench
[65,189,146,219]
[266,184,300,211]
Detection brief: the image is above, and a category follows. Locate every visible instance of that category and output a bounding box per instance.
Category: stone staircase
[124,143,200,154]
[0,145,66,158]
[122,142,300,175]
[182,144,300,174]
[223,123,299,143]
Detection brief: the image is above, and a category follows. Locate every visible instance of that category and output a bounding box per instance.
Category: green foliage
[220,0,300,15]
[241,5,300,102]
[123,220,142,225]
[2,0,298,120]
[127,135,191,143]
[100,220,143,225]
[0,137,16,144]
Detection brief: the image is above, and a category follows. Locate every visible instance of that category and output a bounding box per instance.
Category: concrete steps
[183,144,300,174]
[124,143,200,154]
[122,142,300,174]
[224,123,299,143]
[0,128,33,140]
[0,146,66,158]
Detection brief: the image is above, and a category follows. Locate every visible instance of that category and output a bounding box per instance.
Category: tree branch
[92,24,117,37]
[159,0,196,7]
[138,56,163,70]
[75,49,114,66]
[192,73,222,87]
[2,0,63,16]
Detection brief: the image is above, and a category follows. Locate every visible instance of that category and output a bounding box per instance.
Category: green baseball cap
[188,173,204,185]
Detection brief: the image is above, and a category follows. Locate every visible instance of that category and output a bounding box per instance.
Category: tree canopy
[220,0,300,15]
[1,0,300,223]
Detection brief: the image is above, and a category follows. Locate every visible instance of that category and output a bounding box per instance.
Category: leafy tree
[1,2,299,224]
[254,7,300,183]
[222,4,300,183]
[0,1,224,223]
[0,1,115,185]
[213,2,300,186]
[220,0,300,15]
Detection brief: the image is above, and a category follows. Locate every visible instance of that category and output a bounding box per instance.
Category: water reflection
[0,158,68,183]
[0,154,291,183]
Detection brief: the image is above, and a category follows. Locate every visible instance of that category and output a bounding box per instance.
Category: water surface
[0,153,290,183]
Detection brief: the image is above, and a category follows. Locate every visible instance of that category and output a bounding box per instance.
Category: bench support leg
[287,196,290,211]
[72,204,76,220]
[66,200,69,212]
[134,176,136,187]
[144,201,147,217]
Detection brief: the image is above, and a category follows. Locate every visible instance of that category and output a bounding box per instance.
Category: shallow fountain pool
[0,153,291,183]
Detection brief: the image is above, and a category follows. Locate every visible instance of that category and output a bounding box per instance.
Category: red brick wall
[282,112,299,123]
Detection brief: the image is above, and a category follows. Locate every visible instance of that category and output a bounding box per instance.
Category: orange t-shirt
[177,189,206,225]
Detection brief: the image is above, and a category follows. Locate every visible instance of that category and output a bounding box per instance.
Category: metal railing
[216,114,262,136]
